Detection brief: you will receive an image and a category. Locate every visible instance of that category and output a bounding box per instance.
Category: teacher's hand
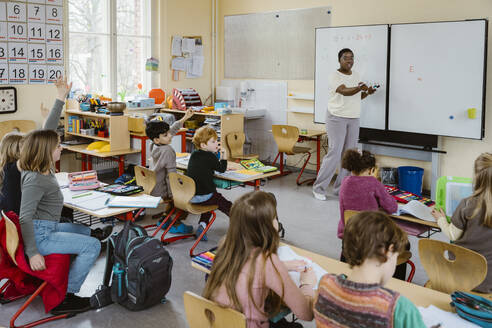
[358,82,368,91]
[367,86,376,95]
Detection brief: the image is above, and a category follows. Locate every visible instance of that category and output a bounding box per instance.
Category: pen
[72,192,93,199]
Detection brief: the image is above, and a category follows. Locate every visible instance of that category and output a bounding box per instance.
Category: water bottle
[113,263,124,297]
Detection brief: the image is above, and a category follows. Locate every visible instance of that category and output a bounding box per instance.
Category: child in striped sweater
[314,211,426,328]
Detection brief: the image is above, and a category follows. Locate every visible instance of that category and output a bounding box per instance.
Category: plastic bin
[398,166,424,196]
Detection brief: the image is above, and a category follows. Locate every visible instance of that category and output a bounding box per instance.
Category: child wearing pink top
[338,149,397,239]
[202,191,315,328]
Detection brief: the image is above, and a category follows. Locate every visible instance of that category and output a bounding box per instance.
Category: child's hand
[300,267,317,286]
[55,76,72,101]
[283,260,308,272]
[40,102,49,118]
[431,208,446,221]
[183,108,194,121]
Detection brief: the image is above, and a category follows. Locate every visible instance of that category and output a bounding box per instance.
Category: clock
[0,87,17,114]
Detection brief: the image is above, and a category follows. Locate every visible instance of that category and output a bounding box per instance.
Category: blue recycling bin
[398,166,424,196]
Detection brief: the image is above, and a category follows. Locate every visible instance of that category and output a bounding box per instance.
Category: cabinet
[64,109,130,151]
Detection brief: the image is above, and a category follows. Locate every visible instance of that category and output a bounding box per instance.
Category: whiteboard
[314,25,388,128]
[388,20,486,139]
[224,7,331,80]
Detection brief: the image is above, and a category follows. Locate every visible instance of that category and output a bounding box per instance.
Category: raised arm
[43,77,72,130]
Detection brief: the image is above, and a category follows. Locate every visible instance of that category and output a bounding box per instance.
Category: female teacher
[313,48,376,200]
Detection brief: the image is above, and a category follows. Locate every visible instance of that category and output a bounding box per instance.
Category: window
[68,0,152,99]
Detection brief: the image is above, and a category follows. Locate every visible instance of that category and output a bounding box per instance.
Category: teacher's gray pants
[313,111,360,195]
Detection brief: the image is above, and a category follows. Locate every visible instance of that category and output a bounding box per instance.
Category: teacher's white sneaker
[312,189,327,201]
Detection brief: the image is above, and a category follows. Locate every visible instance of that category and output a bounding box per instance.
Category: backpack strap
[102,235,116,287]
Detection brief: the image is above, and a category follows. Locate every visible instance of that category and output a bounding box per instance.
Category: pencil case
[451,291,492,327]
[68,170,101,191]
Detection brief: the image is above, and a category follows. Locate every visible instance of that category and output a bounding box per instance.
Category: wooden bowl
[107,102,126,113]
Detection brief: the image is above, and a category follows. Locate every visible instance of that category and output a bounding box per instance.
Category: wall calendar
[0,0,64,85]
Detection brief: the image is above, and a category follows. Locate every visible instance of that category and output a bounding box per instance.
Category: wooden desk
[298,130,325,174]
[56,173,139,222]
[176,155,280,190]
[192,244,452,311]
[61,144,140,176]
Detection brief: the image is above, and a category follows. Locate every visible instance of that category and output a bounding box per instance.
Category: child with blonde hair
[314,211,426,328]
[18,129,100,315]
[186,125,234,240]
[203,191,315,328]
[432,152,492,293]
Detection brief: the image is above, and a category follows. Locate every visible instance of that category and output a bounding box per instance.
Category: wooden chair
[0,120,36,139]
[271,125,313,185]
[344,210,416,282]
[157,172,218,257]
[134,165,157,195]
[225,132,258,161]
[419,239,487,294]
[183,291,246,328]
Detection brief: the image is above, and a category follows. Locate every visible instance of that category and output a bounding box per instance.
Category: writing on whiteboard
[333,34,373,42]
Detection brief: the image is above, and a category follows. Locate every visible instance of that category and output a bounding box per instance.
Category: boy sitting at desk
[186,125,234,241]
[145,108,194,234]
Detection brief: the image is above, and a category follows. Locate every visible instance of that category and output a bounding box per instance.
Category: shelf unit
[64,109,130,151]
[160,108,244,160]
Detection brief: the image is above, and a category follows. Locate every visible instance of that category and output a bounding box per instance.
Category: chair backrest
[168,172,196,212]
[419,239,487,294]
[183,291,246,328]
[343,210,359,224]
[226,132,245,158]
[271,125,299,153]
[0,120,36,139]
[1,211,19,265]
[134,166,157,195]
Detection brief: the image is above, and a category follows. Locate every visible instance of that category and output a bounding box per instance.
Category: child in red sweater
[338,149,397,239]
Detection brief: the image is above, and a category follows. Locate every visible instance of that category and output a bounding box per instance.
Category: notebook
[395,200,434,222]
[106,195,161,208]
[240,158,277,173]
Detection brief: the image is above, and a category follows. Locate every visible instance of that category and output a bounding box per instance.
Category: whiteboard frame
[387,19,487,140]
[314,24,389,127]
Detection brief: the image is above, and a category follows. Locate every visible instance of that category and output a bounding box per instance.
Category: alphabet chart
[0,0,64,85]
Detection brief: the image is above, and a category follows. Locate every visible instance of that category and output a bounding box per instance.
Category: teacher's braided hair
[342,149,376,175]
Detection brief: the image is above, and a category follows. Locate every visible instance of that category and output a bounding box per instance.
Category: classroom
[1,0,492,327]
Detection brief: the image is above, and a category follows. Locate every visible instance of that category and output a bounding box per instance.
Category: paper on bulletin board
[171,56,186,71]
[171,35,182,56]
[182,38,195,54]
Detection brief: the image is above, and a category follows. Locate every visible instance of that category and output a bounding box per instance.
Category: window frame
[67,0,154,99]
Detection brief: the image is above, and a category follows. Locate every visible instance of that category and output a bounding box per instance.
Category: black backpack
[102,220,173,311]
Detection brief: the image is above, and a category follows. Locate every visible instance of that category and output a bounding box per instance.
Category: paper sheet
[171,56,186,71]
[193,45,203,56]
[192,55,204,76]
[182,38,196,54]
[61,190,110,211]
[107,195,161,208]
[171,35,182,56]
[277,245,328,290]
[418,305,480,328]
[397,200,434,221]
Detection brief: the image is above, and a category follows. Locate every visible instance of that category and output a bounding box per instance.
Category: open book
[277,245,328,290]
[395,200,434,221]
[418,305,480,328]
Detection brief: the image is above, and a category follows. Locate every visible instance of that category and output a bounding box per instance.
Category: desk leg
[181,132,186,152]
[87,155,92,171]
[316,136,321,174]
[254,179,261,191]
[118,156,125,176]
[55,160,60,172]
[81,154,87,171]
[141,138,146,167]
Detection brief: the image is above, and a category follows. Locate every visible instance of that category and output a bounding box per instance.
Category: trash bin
[380,167,398,187]
[398,166,424,196]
